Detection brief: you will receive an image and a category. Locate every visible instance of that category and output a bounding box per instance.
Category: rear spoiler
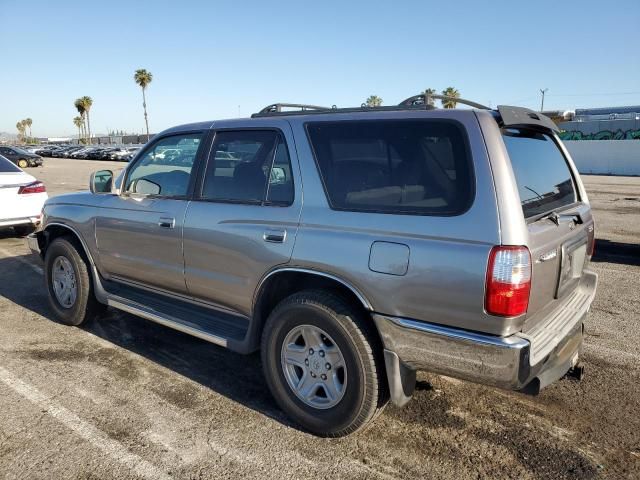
[497,105,560,133]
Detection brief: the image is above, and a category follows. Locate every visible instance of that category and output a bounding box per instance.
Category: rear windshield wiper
[541,210,583,226]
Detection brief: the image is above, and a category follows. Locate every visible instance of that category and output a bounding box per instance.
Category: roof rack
[399,94,490,110]
[257,103,331,115]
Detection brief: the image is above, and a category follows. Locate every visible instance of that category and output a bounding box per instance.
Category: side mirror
[90,170,114,194]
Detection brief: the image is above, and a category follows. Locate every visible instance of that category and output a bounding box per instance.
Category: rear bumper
[0,217,40,228]
[373,270,597,397]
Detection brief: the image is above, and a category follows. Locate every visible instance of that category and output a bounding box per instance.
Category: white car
[0,154,47,236]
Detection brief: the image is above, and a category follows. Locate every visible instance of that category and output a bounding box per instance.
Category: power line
[546,91,640,97]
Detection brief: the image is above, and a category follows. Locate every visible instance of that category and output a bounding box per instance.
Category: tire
[261,290,387,437]
[13,225,36,237]
[17,158,29,168]
[44,236,105,326]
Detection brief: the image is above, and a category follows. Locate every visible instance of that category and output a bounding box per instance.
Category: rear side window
[502,129,577,219]
[201,130,294,205]
[0,154,20,172]
[306,120,473,215]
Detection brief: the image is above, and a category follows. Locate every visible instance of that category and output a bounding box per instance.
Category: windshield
[502,128,577,219]
[0,154,21,172]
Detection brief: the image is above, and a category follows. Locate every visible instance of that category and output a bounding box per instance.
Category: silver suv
[29,96,598,437]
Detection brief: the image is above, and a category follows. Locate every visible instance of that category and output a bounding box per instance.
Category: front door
[95,131,205,295]
[183,127,302,316]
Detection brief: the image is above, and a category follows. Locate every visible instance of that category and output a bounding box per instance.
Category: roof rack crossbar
[399,94,490,110]
[257,103,331,115]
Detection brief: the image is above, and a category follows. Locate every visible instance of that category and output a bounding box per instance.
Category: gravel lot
[0,158,638,479]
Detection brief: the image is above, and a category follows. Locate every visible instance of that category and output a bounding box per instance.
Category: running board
[100,279,251,351]
[107,296,230,347]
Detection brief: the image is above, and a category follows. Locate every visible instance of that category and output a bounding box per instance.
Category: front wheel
[261,290,387,437]
[44,237,104,326]
[17,158,29,168]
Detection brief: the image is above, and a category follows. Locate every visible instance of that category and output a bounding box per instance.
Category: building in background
[558,105,640,140]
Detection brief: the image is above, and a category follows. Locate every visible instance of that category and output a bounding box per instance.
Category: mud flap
[383,349,416,407]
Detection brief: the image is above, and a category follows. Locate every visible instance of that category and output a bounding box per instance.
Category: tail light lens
[485,246,531,317]
[18,181,46,194]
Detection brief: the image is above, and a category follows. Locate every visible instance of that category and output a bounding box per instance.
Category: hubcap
[281,325,347,409]
[51,256,77,309]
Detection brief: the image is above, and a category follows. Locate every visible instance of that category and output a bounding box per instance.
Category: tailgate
[501,128,595,332]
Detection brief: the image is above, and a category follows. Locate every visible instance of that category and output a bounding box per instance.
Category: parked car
[36,145,64,157]
[29,97,597,437]
[0,146,43,168]
[106,147,135,161]
[58,146,84,157]
[0,154,47,236]
[122,147,141,162]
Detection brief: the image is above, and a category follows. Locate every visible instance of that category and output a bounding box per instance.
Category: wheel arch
[41,222,108,303]
[42,223,96,266]
[248,268,376,352]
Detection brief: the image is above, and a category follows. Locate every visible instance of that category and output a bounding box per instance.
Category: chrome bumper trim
[373,314,530,390]
[27,233,41,255]
[374,310,587,392]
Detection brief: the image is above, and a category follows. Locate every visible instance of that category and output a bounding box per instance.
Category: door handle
[263,229,287,243]
[158,217,175,229]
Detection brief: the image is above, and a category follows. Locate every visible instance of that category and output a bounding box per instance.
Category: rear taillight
[18,181,46,194]
[485,246,531,317]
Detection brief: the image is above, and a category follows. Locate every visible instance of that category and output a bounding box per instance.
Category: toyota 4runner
[28,95,598,437]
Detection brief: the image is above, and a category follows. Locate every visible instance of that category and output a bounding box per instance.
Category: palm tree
[134,69,153,142]
[73,116,84,141]
[441,87,461,109]
[79,96,93,143]
[365,95,383,107]
[424,88,437,107]
[25,118,33,138]
[16,121,25,142]
[74,98,86,142]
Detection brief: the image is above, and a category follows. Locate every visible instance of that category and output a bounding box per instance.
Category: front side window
[307,120,473,215]
[125,133,203,197]
[502,129,577,219]
[201,130,294,205]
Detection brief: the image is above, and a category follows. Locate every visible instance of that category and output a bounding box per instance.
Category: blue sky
[1,0,638,137]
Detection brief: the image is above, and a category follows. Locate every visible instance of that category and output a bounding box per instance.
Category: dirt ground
[0,158,638,479]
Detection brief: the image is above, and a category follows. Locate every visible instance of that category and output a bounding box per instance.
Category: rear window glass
[502,129,577,219]
[0,154,20,172]
[306,120,473,215]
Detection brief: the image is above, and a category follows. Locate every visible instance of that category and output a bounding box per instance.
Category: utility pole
[540,88,548,112]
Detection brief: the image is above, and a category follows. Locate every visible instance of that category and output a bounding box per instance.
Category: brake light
[485,246,531,317]
[18,181,46,194]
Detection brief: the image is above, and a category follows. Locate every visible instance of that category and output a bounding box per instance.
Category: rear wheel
[261,290,387,437]
[17,158,29,168]
[44,237,104,326]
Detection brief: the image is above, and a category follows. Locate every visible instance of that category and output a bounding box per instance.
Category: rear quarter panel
[287,110,518,336]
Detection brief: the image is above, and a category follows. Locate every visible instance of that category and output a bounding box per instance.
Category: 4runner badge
[538,249,558,263]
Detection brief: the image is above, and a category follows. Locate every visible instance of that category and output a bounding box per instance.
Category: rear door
[501,128,594,328]
[182,125,301,316]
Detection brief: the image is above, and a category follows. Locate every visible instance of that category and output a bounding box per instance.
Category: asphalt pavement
[0,159,638,479]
